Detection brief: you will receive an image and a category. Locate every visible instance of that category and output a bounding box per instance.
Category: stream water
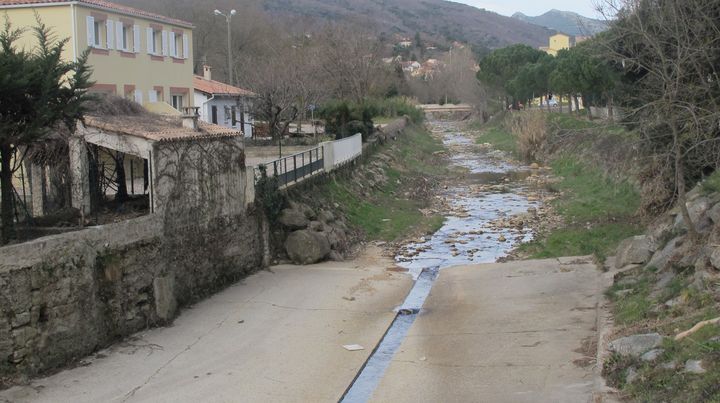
[340,119,541,403]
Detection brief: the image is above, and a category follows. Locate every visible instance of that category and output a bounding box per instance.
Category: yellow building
[540,33,576,56]
[0,0,194,109]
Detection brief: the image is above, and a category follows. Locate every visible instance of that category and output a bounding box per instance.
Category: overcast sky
[455,0,600,18]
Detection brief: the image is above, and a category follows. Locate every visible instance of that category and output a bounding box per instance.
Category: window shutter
[86,16,95,47]
[148,90,158,103]
[161,30,168,56]
[134,89,143,105]
[133,25,140,53]
[169,32,176,57]
[146,28,154,54]
[115,22,123,50]
[106,20,115,49]
[182,34,189,59]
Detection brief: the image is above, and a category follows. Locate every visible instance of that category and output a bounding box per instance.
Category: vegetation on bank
[476,112,642,261]
[603,266,720,402]
[327,124,446,241]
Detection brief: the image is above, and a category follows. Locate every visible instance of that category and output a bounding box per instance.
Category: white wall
[193,91,253,138]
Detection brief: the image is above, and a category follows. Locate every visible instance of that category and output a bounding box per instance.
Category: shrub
[318,97,423,140]
[505,111,547,163]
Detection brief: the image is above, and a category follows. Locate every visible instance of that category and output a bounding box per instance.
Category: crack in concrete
[121,314,233,402]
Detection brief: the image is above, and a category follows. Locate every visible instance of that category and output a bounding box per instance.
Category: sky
[455,0,600,18]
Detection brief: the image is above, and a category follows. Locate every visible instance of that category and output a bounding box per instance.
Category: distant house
[0,0,195,110]
[398,40,413,48]
[541,33,576,56]
[401,61,422,74]
[193,66,255,138]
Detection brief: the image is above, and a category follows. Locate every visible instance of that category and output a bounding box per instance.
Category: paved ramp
[369,257,605,403]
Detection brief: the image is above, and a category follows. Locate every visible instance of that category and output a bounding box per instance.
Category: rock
[660,361,677,370]
[278,208,310,230]
[608,333,664,357]
[289,201,317,220]
[664,297,683,308]
[674,197,711,231]
[530,163,540,169]
[328,250,344,262]
[710,248,720,270]
[647,236,683,271]
[318,210,335,224]
[641,348,664,362]
[285,230,331,265]
[325,228,348,250]
[498,235,507,242]
[707,203,720,224]
[684,360,706,374]
[308,221,325,232]
[625,367,639,384]
[615,235,656,269]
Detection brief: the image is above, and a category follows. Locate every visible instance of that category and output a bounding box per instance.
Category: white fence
[254,133,363,189]
[321,133,363,173]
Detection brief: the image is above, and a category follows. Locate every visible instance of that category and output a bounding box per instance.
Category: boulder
[674,197,711,231]
[278,208,309,230]
[608,333,664,357]
[684,360,706,374]
[641,348,664,362]
[317,210,336,224]
[289,200,317,220]
[707,203,720,224]
[647,236,683,271]
[308,221,325,232]
[615,235,656,269]
[325,227,348,250]
[710,247,720,270]
[285,230,331,265]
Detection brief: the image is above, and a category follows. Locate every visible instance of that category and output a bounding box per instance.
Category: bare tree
[599,0,720,238]
[316,24,389,102]
[238,38,324,144]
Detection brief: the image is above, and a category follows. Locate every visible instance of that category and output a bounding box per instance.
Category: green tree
[0,19,92,243]
[477,44,546,106]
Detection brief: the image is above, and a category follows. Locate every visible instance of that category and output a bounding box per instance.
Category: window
[86,16,105,48]
[147,28,162,55]
[121,25,129,51]
[171,95,184,110]
[93,21,102,47]
[231,106,237,127]
[168,31,189,59]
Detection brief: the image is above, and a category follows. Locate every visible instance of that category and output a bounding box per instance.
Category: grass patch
[326,124,446,241]
[519,223,641,262]
[551,157,640,222]
[523,156,642,260]
[476,126,517,154]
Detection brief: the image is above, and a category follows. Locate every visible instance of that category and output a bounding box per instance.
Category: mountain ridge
[512,9,607,36]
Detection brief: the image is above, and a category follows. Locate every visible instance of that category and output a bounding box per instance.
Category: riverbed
[341,118,544,402]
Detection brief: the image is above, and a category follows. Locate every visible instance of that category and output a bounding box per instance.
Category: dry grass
[505,111,547,163]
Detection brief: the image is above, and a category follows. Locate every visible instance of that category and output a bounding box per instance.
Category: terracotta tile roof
[193,75,256,97]
[0,0,193,28]
[85,114,241,142]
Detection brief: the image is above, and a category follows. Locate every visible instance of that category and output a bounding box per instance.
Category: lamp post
[213,9,236,85]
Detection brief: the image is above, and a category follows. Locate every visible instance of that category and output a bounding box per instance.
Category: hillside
[512,9,608,36]
[116,0,553,50]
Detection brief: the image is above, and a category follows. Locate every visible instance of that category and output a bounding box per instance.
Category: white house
[193,65,255,137]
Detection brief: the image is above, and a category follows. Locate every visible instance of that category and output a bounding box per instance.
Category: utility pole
[214,9,236,85]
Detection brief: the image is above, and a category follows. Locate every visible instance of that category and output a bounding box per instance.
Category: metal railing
[255,146,324,188]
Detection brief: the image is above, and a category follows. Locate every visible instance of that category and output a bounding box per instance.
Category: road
[0,252,608,403]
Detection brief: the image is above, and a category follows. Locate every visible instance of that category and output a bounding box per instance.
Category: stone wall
[0,136,265,380]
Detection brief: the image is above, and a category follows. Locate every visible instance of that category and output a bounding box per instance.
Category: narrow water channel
[340,119,541,403]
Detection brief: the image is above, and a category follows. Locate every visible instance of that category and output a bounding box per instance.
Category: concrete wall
[0,136,265,379]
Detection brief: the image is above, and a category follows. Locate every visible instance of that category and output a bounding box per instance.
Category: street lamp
[213,9,236,85]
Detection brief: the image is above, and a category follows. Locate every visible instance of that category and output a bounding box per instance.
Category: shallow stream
[341,119,541,402]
